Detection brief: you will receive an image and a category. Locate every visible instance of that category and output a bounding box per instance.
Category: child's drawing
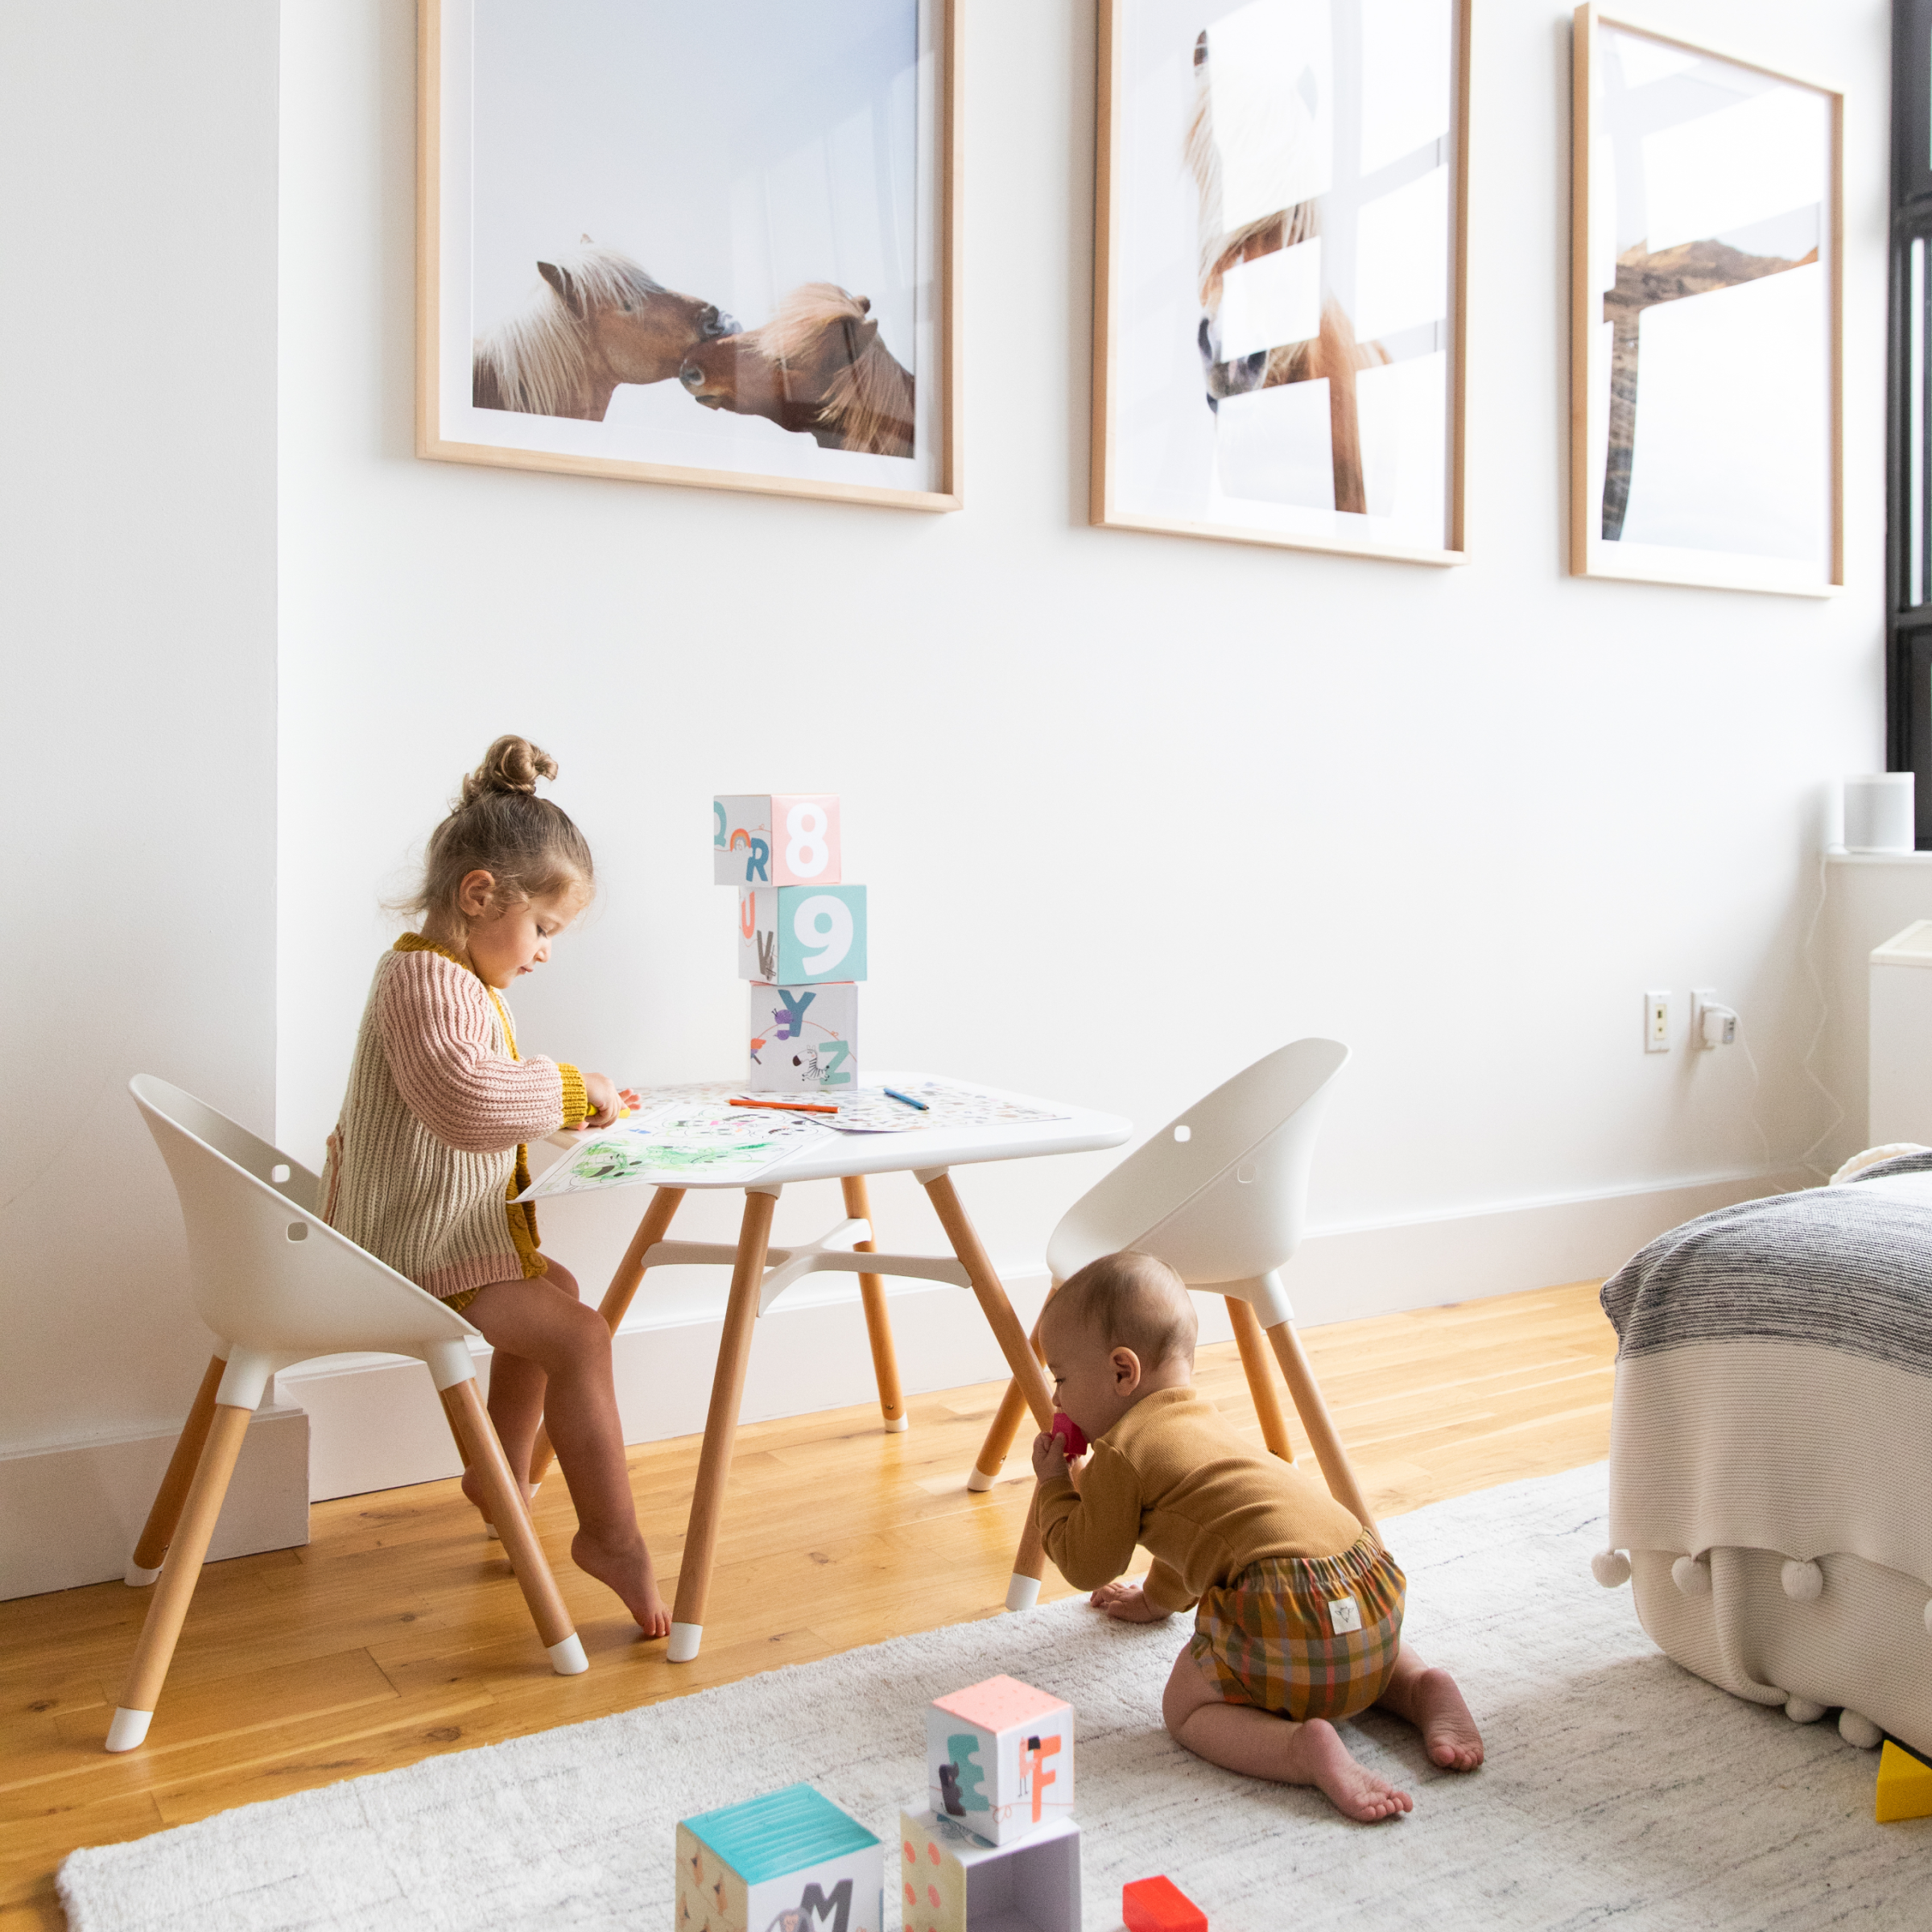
[823,1083,1071,1135]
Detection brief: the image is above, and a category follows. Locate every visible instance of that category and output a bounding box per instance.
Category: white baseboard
[0,1404,309,1602]
[278,1165,1802,1503]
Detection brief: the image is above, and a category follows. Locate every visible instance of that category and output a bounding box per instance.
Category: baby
[1030,1252,1483,1821]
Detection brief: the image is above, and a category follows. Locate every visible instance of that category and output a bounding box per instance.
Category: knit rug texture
[58,1462,1927,1931]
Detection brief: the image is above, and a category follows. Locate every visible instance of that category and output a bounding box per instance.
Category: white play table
[534,1071,1130,1661]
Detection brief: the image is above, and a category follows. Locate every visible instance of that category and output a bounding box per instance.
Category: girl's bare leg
[1160,1648,1412,1822]
[462,1266,670,1637]
[1375,1642,1484,1770]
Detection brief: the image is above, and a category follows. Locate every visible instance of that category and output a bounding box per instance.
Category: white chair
[974,1039,1375,1609]
[109,1075,588,1753]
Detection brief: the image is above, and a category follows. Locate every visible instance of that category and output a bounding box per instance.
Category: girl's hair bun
[461,734,559,806]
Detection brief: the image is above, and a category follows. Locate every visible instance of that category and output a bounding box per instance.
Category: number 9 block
[714,794,841,887]
[737,885,867,985]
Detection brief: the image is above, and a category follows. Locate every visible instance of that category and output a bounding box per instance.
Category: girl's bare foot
[572,1528,671,1638]
[460,1468,536,1530]
[1410,1666,1484,1771]
[1285,1719,1413,1822]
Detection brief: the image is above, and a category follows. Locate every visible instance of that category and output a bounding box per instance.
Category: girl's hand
[1089,1581,1167,1623]
[1030,1430,1070,1483]
[584,1071,621,1129]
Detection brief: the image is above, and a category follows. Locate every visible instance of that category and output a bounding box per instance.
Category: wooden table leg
[919,1171,1055,1431]
[1006,1489,1050,1612]
[1227,1297,1296,1463]
[966,1286,1056,1492]
[125,1352,227,1586]
[668,1187,779,1663]
[1266,1319,1376,1535]
[527,1186,687,1487]
[447,1376,586,1674]
[106,1402,253,1750]
[841,1174,906,1432]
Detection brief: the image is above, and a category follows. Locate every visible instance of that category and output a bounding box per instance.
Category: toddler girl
[1031,1252,1483,1821]
[320,735,669,1637]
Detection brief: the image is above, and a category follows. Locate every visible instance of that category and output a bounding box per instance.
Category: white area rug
[59,1463,1928,1931]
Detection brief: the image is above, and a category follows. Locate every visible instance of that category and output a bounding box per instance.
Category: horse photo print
[418,0,959,510]
[1093,0,1470,565]
[1570,8,1843,597]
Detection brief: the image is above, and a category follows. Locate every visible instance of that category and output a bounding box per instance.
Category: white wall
[0,3,282,1589]
[279,0,1888,1352]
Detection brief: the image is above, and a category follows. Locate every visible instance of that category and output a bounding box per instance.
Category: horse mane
[752,283,870,362]
[473,244,667,416]
[819,333,914,456]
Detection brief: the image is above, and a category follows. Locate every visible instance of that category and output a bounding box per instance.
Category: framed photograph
[1092,0,1472,567]
[417,0,960,511]
[1571,7,1843,595]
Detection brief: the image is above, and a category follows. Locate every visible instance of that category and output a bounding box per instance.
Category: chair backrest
[1046,1038,1348,1286]
[130,1075,477,1361]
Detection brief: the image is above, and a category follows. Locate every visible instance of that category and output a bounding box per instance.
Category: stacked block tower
[900,1675,1081,1932]
[714,794,865,1095]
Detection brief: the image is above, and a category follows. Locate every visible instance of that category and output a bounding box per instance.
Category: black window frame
[1889,0,1932,844]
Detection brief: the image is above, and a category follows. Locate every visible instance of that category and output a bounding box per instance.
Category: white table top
[546,1069,1130,1191]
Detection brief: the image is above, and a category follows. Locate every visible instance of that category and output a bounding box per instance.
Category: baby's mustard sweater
[1034,1385,1364,1616]
[320,935,590,1301]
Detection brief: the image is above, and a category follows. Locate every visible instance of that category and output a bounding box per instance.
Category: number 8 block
[737,884,867,985]
[713,793,841,888]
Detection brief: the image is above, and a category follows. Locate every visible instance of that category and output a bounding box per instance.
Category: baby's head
[405,735,594,987]
[1040,1251,1197,1443]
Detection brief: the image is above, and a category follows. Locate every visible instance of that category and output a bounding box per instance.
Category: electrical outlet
[1645,990,1671,1053]
[1690,988,1736,1050]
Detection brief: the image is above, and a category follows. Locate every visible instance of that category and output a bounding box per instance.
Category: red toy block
[1123,1875,1207,1932]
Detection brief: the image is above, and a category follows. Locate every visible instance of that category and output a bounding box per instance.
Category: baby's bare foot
[1285,1719,1413,1822]
[572,1528,671,1638]
[1411,1666,1484,1771]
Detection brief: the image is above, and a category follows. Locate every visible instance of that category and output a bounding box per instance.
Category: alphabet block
[898,1810,1080,1932]
[749,980,857,1092]
[926,1676,1075,1847]
[714,794,841,888]
[677,1783,882,1932]
[737,885,868,985]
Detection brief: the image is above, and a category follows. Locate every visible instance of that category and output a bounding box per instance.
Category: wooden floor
[0,1280,1615,1928]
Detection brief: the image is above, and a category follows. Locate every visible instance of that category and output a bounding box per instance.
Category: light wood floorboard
[0,1280,1614,1927]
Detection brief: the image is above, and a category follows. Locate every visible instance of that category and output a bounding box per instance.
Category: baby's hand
[1030,1430,1070,1483]
[583,1071,621,1129]
[1089,1581,1167,1624]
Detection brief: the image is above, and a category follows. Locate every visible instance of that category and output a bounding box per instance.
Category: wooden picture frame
[1570,6,1843,596]
[1092,0,1472,568]
[417,0,962,513]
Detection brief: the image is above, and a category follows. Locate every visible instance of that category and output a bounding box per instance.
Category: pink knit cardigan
[320,936,589,1301]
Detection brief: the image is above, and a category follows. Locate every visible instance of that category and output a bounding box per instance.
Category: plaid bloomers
[1188,1532,1406,1722]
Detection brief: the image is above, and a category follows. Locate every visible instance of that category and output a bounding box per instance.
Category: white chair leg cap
[1671,1555,1711,1597]
[123,1562,162,1588]
[1785,1695,1827,1724]
[965,1468,997,1494]
[547,1633,588,1676]
[1591,1550,1631,1588]
[667,1621,703,1663]
[883,1416,910,1434]
[485,1523,500,1540]
[1005,1574,1042,1612]
[105,1708,152,1752]
[1839,1709,1883,1749]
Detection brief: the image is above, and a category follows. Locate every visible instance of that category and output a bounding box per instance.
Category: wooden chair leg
[922,1173,1056,1432]
[967,1282,1057,1493]
[668,1187,778,1663]
[445,1377,586,1674]
[528,1186,686,1487]
[841,1174,906,1432]
[1226,1297,1296,1463]
[125,1352,227,1585]
[1265,1319,1376,1535]
[106,1402,252,1750]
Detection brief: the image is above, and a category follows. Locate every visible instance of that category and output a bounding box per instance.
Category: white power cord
[1794,849,1847,1179]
